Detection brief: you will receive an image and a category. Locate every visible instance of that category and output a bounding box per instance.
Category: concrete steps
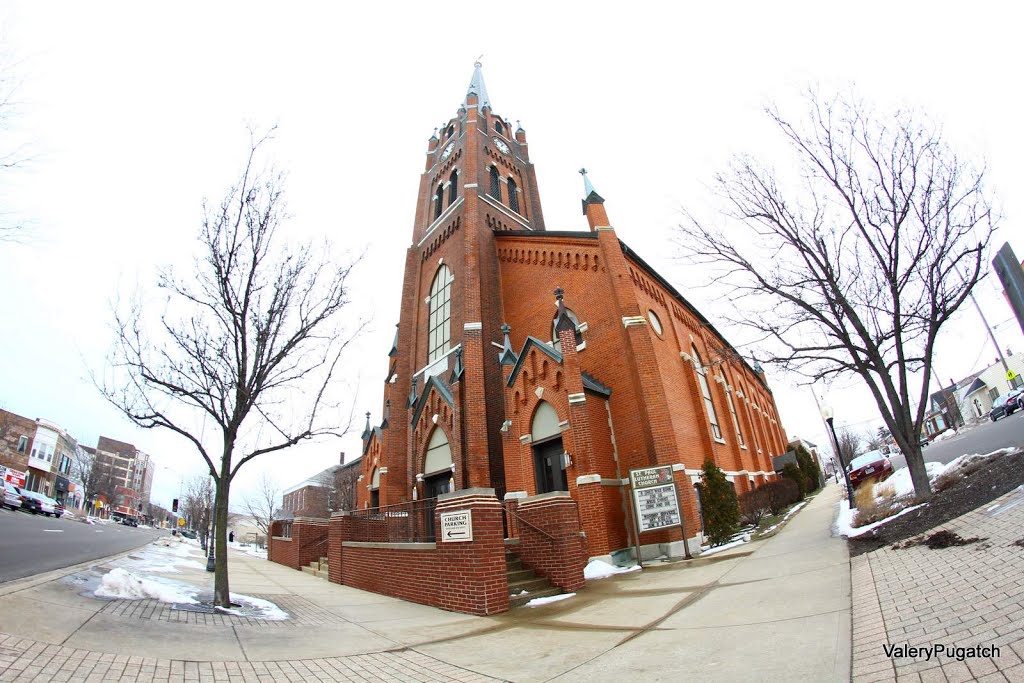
[301,556,329,580]
[506,551,561,608]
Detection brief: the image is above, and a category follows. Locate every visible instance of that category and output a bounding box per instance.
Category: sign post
[440,509,473,542]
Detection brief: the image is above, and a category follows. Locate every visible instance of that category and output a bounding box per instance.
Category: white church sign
[440,509,473,542]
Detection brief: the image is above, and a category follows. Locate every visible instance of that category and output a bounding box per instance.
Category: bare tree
[0,45,31,243]
[182,476,214,547]
[99,130,363,606]
[678,89,995,500]
[73,447,118,516]
[243,471,281,539]
[836,428,862,468]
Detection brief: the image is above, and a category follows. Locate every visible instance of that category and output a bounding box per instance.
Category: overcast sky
[1,2,1022,510]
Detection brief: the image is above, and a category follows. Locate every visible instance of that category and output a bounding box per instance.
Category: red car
[847,450,894,489]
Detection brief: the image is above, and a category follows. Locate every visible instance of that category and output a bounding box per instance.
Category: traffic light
[172,498,179,513]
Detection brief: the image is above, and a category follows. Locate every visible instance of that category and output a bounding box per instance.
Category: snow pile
[700,536,749,557]
[525,593,575,608]
[94,568,198,604]
[215,593,290,620]
[878,461,945,499]
[759,500,808,536]
[583,559,641,580]
[833,500,927,538]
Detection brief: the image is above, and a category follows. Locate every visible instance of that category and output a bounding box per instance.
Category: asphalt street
[0,508,163,583]
[888,408,1024,471]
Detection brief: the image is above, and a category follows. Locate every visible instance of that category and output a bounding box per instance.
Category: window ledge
[713,437,727,445]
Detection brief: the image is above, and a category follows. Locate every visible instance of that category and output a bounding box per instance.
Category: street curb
[0,531,165,597]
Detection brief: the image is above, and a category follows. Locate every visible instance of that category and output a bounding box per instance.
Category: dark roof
[582,372,611,397]
[964,377,988,394]
[96,436,137,456]
[410,375,455,429]
[507,336,563,388]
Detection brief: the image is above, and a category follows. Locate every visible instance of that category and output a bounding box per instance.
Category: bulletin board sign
[629,465,681,533]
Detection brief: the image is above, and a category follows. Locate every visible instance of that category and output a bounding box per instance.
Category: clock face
[440,141,454,161]
[492,137,510,155]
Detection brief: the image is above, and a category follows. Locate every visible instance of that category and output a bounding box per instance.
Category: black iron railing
[347,498,438,543]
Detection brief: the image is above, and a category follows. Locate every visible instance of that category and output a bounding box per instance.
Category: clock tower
[364,63,545,507]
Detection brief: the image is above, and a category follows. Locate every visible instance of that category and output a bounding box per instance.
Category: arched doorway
[423,428,453,498]
[532,401,567,494]
[369,467,380,508]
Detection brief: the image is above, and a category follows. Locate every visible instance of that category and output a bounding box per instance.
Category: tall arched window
[488,166,501,202]
[448,170,458,206]
[495,120,504,135]
[724,372,745,447]
[508,177,520,213]
[428,265,453,363]
[434,184,444,220]
[692,347,722,440]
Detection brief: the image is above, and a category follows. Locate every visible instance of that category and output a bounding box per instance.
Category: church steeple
[579,168,609,231]
[465,60,492,111]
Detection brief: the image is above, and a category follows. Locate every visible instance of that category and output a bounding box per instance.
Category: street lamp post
[820,404,855,507]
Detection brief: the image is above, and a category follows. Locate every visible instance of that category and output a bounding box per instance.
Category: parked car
[2,481,23,510]
[121,517,138,527]
[990,388,1023,421]
[180,529,197,539]
[847,449,894,489]
[48,497,66,517]
[16,487,43,514]
[19,490,57,516]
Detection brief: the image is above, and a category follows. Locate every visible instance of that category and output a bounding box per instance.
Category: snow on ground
[700,534,751,557]
[228,541,267,559]
[215,593,290,620]
[95,568,199,603]
[879,447,1016,502]
[583,559,641,580]
[113,536,207,574]
[931,429,958,443]
[758,500,808,536]
[525,593,576,607]
[833,500,927,538]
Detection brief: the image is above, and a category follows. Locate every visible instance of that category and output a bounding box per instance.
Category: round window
[648,310,663,336]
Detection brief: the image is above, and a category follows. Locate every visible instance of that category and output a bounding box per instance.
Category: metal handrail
[505,506,557,542]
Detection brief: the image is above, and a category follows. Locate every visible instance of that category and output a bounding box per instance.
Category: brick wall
[268,518,328,571]
[512,492,586,592]
[330,490,509,616]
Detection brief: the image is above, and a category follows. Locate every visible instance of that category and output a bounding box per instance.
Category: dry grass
[852,479,909,527]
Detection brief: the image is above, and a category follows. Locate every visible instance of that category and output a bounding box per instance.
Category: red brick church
[356,63,788,560]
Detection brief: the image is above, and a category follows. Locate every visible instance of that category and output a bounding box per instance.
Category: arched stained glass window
[434,184,444,220]
[508,177,519,213]
[448,170,458,206]
[488,166,501,202]
[692,347,722,440]
[428,266,454,363]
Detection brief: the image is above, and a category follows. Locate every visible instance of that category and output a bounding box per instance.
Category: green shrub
[781,462,808,496]
[794,445,822,493]
[700,459,740,546]
[763,478,801,515]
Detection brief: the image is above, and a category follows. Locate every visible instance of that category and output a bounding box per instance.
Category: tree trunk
[213,475,232,607]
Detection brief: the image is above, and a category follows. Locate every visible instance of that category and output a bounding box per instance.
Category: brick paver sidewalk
[851,485,1024,682]
[0,633,504,683]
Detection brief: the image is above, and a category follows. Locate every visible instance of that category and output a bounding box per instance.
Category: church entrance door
[533,437,567,494]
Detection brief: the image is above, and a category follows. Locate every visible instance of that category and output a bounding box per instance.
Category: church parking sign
[630,465,682,532]
[440,509,473,542]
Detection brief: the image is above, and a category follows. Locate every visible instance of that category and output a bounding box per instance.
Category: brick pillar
[435,488,509,615]
[328,511,351,584]
[516,492,586,592]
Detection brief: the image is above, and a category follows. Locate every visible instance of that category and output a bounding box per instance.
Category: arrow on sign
[444,528,469,540]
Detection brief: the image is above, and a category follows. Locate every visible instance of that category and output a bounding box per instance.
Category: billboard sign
[629,465,681,533]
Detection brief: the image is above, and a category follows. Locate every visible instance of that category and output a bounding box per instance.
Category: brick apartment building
[94,436,154,519]
[0,408,35,488]
[282,454,362,518]
[354,64,788,560]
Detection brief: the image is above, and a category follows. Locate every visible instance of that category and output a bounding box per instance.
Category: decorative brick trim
[567,393,586,404]
[343,541,437,550]
[576,473,601,485]
[622,316,646,327]
[464,322,483,331]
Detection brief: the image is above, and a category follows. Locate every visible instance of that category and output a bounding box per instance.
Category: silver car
[2,481,22,510]
[19,489,57,516]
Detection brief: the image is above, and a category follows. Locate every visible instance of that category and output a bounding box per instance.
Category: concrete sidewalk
[0,484,851,682]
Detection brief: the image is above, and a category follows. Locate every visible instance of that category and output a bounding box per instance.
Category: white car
[20,490,57,516]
